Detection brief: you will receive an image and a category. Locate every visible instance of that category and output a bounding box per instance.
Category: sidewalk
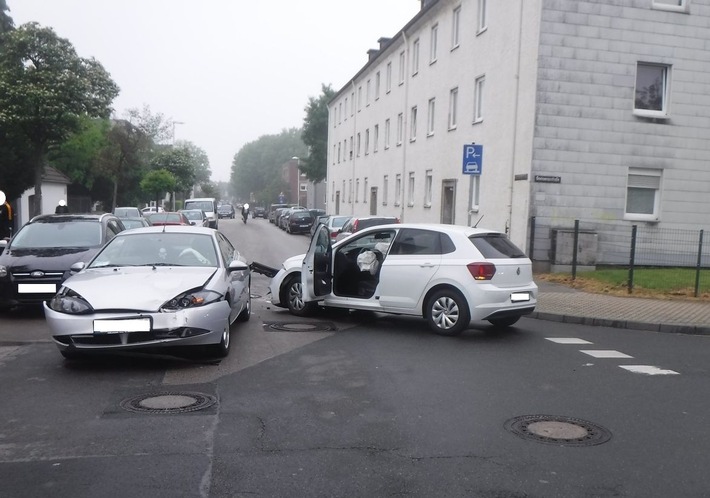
[532,281,710,335]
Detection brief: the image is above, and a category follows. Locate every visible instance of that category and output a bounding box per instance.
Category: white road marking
[580,350,633,359]
[620,365,680,375]
[546,337,593,344]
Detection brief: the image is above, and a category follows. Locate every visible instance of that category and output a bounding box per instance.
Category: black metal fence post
[529,216,536,260]
[572,219,579,280]
[695,229,704,298]
[628,225,637,294]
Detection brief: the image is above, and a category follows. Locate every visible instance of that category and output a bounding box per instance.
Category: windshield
[11,220,101,249]
[90,232,218,268]
[184,200,214,212]
[181,210,203,220]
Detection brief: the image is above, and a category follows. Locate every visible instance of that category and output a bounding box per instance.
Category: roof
[42,166,71,185]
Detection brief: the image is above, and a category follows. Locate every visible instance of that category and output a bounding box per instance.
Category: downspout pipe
[351,80,357,216]
[400,30,409,223]
[507,0,524,235]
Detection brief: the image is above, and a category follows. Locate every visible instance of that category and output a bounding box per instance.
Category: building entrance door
[441,180,456,224]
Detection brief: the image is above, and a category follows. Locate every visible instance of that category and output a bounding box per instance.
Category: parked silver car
[44,226,250,359]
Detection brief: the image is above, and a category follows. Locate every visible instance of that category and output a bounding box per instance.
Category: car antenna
[473,215,484,228]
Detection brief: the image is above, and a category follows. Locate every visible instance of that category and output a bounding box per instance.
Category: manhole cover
[120,392,217,414]
[265,321,336,332]
[504,415,612,447]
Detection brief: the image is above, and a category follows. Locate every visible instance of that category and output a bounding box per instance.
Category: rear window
[469,234,526,259]
[185,200,215,212]
[357,218,398,231]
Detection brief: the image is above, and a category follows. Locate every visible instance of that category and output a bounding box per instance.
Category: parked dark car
[335,216,400,241]
[217,204,235,219]
[278,207,306,231]
[285,211,314,234]
[252,206,267,218]
[0,213,125,309]
[268,203,289,224]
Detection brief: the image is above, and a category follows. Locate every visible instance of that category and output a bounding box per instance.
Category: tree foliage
[300,84,335,183]
[140,169,175,209]
[0,0,13,35]
[0,22,119,215]
[230,128,307,205]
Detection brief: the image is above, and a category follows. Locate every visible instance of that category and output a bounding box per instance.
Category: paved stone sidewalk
[531,281,710,335]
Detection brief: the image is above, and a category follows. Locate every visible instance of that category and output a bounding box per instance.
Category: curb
[529,311,710,336]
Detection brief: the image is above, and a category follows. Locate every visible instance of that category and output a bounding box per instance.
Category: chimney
[367,48,379,61]
[420,0,436,9]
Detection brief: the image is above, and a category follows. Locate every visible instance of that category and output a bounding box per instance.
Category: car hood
[282,254,306,271]
[0,247,97,272]
[63,266,217,310]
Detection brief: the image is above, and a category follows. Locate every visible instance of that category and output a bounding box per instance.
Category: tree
[0,23,119,215]
[140,169,175,211]
[0,0,13,35]
[150,147,195,196]
[300,84,335,183]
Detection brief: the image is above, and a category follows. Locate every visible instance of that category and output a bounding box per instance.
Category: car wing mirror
[70,261,86,272]
[228,260,249,272]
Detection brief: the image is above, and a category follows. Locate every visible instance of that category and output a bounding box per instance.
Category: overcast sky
[9,0,422,182]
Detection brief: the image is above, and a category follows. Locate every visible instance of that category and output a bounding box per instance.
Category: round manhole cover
[505,415,612,447]
[267,322,336,332]
[120,392,217,414]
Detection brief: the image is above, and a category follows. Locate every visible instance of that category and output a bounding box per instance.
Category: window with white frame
[344,140,347,161]
[300,183,307,192]
[477,0,487,33]
[412,38,420,75]
[427,98,435,136]
[410,106,418,141]
[357,132,361,157]
[351,92,355,116]
[395,174,402,205]
[366,79,371,106]
[386,62,392,93]
[337,142,341,163]
[344,97,348,120]
[384,119,391,149]
[375,71,381,100]
[625,168,662,221]
[348,179,352,203]
[332,181,335,201]
[338,103,342,124]
[365,128,370,155]
[399,51,405,85]
[383,175,389,205]
[448,87,458,129]
[349,136,353,159]
[374,124,379,152]
[364,178,368,203]
[424,170,433,207]
[430,24,438,63]
[397,113,403,145]
[652,0,689,12]
[355,179,360,202]
[332,144,336,164]
[452,6,461,49]
[342,180,346,201]
[358,86,362,111]
[634,62,670,118]
[407,172,415,207]
[474,75,485,123]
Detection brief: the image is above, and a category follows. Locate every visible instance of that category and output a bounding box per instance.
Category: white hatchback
[268,223,537,336]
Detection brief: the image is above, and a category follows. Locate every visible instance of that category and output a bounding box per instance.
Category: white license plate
[510,292,531,302]
[18,283,57,294]
[94,318,151,333]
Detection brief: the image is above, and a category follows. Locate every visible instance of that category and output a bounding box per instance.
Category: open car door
[301,224,333,302]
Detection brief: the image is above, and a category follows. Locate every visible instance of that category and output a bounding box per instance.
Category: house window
[355,179,360,202]
[338,103,342,124]
[395,174,402,206]
[337,142,341,163]
[634,63,670,118]
[397,113,404,145]
[430,24,438,63]
[358,86,362,111]
[412,38,420,75]
[427,98,435,136]
[332,144,336,165]
[410,106,418,142]
[351,92,355,116]
[349,136,353,159]
[366,79,371,106]
[449,87,458,129]
[425,170,433,207]
[384,119,391,149]
[344,140,347,161]
[375,71,381,100]
[332,181,335,201]
[383,175,389,205]
[356,133,361,157]
[452,6,461,49]
[365,128,370,155]
[386,62,392,93]
[399,51,405,85]
[348,179,352,203]
[300,183,307,192]
[652,0,689,12]
[625,168,662,221]
[474,75,485,123]
[374,124,379,152]
[407,172,415,207]
[477,0,487,33]
[344,97,348,121]
[364,178,368,203]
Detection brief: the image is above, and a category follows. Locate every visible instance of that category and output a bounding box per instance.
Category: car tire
[425,288,470,336]
[208,319,231,358]
[236,281,251,322]
[284,274,316,317]
[488,316,520,328]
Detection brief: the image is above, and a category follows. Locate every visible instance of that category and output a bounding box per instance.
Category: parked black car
[252,206,267,218]
[217,204,235,219]
[0,213,125,310]
[285,211,314,234]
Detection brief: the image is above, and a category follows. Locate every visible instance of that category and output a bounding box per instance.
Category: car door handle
[420,263,435,268]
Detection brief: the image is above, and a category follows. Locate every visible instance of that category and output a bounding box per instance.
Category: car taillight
[352,220,359,232]
[467,262,496,280]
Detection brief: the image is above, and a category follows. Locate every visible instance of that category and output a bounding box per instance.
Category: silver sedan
[44,226,250,359]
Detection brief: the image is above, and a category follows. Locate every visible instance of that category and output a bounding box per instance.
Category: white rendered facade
[326,0,710,257]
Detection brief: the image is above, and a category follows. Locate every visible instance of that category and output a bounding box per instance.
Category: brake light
[467,262,496,280]
[352,219,359,232]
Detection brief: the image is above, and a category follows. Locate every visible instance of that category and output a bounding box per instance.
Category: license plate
[510,292,531,302]
[94,318,151,333]
[18,283,57,294]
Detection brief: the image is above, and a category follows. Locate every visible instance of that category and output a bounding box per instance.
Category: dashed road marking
[546,337,593,344]
[620,365,680,376]
[580,350,633,359]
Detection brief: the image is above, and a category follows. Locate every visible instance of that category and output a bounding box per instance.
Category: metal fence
[529,217,710,296]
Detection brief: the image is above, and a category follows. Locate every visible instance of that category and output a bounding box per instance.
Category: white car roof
[357,223,499,236]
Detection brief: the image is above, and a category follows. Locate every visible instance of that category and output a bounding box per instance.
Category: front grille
[69,327,210,346]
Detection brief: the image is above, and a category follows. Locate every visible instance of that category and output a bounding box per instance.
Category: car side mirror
[228,260,249,272]
[0,238,8,249]
[70,261,86,272]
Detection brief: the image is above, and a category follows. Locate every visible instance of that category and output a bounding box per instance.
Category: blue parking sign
[462,144,483,175]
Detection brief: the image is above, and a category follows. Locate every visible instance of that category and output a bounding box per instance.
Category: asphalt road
[2,217,710,497]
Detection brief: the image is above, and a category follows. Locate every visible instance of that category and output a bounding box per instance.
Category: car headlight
[48,287,94,314]
[0,265,7,278]
[161,289,222,311]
